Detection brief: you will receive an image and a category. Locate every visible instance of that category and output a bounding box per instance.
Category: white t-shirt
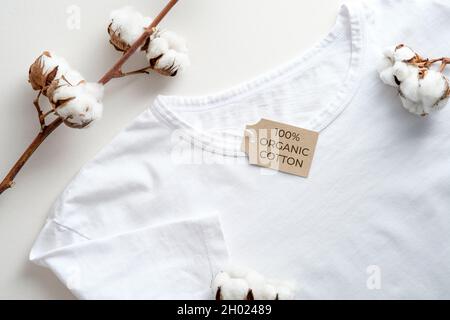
[31,0,450,299]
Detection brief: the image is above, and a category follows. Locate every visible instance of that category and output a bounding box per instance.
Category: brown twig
[414,57,450,72]
[33,91,46,130]
[42,109,56,118]
[0,0,179,195]
[117,66,152,78]
[0,118,63,194]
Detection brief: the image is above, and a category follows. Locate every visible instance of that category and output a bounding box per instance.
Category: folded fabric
[31,216,228,300]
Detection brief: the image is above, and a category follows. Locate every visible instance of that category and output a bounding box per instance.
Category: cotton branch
[0,0,179,195]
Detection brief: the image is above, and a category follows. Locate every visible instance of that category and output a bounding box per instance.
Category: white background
[0,0,341,299]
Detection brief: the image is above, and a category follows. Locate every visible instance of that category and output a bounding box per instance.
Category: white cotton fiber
[154,49,177,69]
[109,6,150,46]
[276,284,296,300]
[399,68,420,102]
[378,45,449,115]
[220,279,249,300]
[108,7,189,76]
[212,272,230,293]
[40,52,84,85]
[245,271,266,288]
[400,95,420,115]
[392,62,411,82]
[146,29,190,76]
[29,51,104,128]
[259,284,278,300]
[377,56,394,74]
[146,37,169,60]
[52,82,104,128]
[213,264,297,300]
[419,70,448,112]
[158,30,188,53]
[419,70,447,100]
[224,264,250,279]
[394,45,416,61]
[379,67,397,87]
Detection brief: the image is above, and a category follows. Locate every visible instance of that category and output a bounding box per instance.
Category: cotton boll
[213,265,297,300]
[146,29,190,76]
[28,52,104,127]
[220,279,249,300]
[56,93,103,129]
[109,6,150,51]
[50,82,104,129]
[378,44,449,116]
[378,45,417,86]
[29,52,60,91]
[29,52,84,91]
[109,6,146,43]
[54,98,92,126]
[394,45,416,62]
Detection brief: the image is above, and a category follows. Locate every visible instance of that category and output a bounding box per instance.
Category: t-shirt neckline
[151,2,366,157]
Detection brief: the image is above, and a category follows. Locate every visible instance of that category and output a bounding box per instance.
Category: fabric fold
[30,215,229,300]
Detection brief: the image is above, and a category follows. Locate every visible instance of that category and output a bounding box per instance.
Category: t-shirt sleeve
[30,216,228,300]
[29,109,229,299]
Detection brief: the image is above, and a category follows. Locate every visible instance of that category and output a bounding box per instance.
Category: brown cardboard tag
[242,119,319,178]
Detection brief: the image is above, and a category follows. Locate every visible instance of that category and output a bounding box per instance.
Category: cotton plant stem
[415,57,450,70]
[0,118,63,194]
[0,0,179,195]
[118,66,152,77]
[438,58,450,73]
[33,91,46,130]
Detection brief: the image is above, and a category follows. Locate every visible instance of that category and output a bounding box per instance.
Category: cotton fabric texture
[31,0,450,300]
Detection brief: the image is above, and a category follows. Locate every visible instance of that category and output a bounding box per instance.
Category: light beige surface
[0,0,342,299]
